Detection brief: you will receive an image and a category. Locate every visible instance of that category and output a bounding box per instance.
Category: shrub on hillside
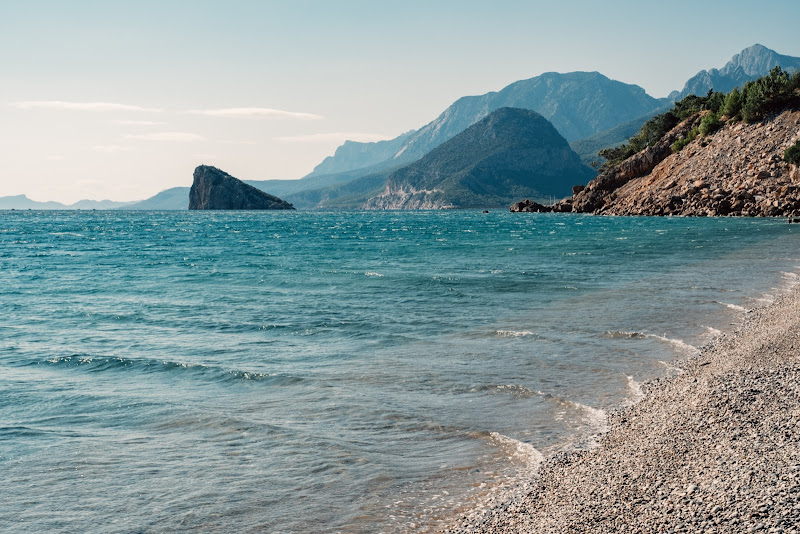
[721,87,743,120]
[785,141,800,165]
[598,93,716,168]
[741,66,794,122]
[671,127,699,153]
[699,111,722,136]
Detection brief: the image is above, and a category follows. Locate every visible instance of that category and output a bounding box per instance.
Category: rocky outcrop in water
[513,104,800,217]
[188,165,294,210]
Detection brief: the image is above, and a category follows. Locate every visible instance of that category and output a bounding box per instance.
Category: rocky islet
[188,165,295,210]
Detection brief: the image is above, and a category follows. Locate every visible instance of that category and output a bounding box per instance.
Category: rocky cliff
[513,105,800,217]
[188,165,294,210]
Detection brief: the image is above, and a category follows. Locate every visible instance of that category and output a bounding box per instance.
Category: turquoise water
[1,211,798,532]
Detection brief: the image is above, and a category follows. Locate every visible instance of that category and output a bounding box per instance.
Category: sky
[1,0,799,203]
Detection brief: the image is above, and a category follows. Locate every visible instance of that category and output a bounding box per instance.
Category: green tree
[742,66,792,122]
[721,86,743,119]
[785,141,800,165]
[699,111,721,136]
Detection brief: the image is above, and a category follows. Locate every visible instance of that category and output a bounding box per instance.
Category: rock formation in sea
[512,104,800,217]
[188,165,295,210]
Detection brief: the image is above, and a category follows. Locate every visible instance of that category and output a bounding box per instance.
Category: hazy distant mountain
[305,71,663,180]
[0,194,133,210]
[669,44,800,100]
[309,131,415,177]
[311,108,594,210]
[118,187,189,210]
[569,106,671,167]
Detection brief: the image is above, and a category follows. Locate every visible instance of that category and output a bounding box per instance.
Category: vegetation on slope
[599,67,800,168]
[786,141,800,166]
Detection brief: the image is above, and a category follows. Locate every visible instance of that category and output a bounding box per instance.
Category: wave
[604,330,700,356]
[34,354,302,385]
[717,301,748,313]
[658,360,686,375]
[650,334,701,356]
[702,326,723,337]
[603,330,647,339]
[625,375,645,405]
[493,330,536,338]
[567,400,610,435]
[488,432,545,467]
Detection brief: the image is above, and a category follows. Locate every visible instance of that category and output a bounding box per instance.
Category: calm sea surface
[1,210,799,532]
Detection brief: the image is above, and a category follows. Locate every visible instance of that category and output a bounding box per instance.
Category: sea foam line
[489,432,545,468]
[494,330,536,338]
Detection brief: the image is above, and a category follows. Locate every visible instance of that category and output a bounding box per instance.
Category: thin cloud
[12,101,162,112]
[191,107,323,120]
[276,132,391,143]
[114,120,167,126]
[127,132,205,142]
[92,145,133,152]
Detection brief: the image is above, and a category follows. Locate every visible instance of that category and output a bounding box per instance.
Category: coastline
[443,282,800,532]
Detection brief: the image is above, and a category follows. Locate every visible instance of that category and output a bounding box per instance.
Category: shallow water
[1,211,798,532]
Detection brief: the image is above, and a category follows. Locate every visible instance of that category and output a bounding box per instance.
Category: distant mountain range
[358,107,594,209]
[669,44,800,101]
[4,44,798,211]
[305,71,663,181]
[0,194,134,210]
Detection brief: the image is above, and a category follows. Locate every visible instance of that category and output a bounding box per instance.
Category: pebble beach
[444,284,800,533]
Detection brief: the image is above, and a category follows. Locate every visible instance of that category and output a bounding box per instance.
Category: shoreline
[442,282,800,533]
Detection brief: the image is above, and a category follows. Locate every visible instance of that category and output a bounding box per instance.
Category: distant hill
[304,71,663,181]
[0,194,134,210]
[313,108,594,209]
[118,187,190,210]
[569,106,671,167]
[669,44,800,100]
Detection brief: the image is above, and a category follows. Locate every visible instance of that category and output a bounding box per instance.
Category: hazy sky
[2,0,799,203]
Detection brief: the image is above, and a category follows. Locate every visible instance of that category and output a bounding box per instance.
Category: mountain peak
[361,107,594,209]
[672,44,800,100]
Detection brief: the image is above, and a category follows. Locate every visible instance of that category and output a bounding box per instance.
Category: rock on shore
[188,165,294,210]
[443,286,800,533]
[512,105,800,217]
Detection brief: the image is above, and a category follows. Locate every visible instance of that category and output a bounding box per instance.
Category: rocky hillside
[514,105,800,217]
[189,166,294,210]
[361,107,594,209]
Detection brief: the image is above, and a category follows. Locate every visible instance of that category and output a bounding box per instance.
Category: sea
[2,210,799,533]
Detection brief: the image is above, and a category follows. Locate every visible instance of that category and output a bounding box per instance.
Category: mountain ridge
[336,107,595,209]
[670,44,800,100]
[305,71,664,180]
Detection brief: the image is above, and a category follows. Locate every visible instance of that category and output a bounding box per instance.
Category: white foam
[651,334,701,356]
[364,271,383,277]
[568,401,610,435]
[494,330,535,338]
[703,326,723,337]
[658,360,686,375]
[488,432,545,467]
[604,330,646,339]
[720,302,747,313]
[626,375,645,404]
